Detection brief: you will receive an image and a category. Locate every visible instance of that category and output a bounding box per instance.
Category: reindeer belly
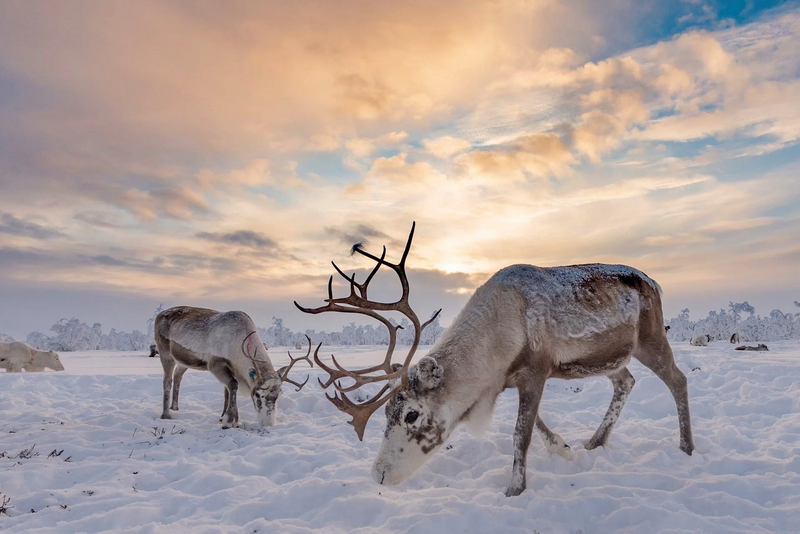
[169,340,209,370]
[552,352,631,379]
[549,323,636,379]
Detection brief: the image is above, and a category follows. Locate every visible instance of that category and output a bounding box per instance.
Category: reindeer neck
[424,286,528,419]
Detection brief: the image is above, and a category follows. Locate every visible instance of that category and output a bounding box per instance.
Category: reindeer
[154,307,311,428]
[296,223,694,496]
[690,334,712,346]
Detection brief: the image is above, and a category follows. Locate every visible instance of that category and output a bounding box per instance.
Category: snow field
[1,342,799,533]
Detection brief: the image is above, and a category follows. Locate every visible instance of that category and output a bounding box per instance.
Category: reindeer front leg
[507,375,546,497]
[586,367,635,450]
[219,387,230,422]
[209,357,239,428]
[535,416,571,458]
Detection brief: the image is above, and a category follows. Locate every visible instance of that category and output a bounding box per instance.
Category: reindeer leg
[209,357,239,428]
[506,374,546,497]
[171,365,188,411]
[535,415,571,458]
[159,350,176,420]
[636,343,694,455]
[586,367,635,450]
[219,387,230,422]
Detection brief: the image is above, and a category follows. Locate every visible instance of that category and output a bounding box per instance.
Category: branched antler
[295,222,442,440]
[277,334,315,391]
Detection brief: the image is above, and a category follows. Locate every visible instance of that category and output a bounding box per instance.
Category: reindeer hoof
[160,413,173,420]
[505,485,525,497]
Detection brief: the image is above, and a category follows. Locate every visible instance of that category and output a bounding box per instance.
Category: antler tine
[360,246,386,299]
[278,335,314,389]
[422,309,442,330]
[331,261,359,299]
[312,343,352,389]
[326,382,399,441]
[330,244,387,300]
[283,375,310,392]
[398,220,415,268]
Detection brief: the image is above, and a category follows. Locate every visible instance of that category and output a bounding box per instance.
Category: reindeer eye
[405,411,419,424]
[249,370,257,379]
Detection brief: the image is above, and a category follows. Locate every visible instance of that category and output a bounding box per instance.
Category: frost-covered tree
[728,301,755,324]
[146,304,164,340]
[26,318,150,351]
[257,313,447,348]
[0,333,15,342]
[666,302,800,342]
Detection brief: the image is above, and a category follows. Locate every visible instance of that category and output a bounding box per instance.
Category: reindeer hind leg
[635,342,694,455]
[171,365,188,411]
[158,349,176,420]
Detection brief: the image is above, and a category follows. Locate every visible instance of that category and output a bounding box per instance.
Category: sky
[1,0,799,340]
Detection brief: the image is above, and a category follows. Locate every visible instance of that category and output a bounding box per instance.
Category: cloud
[348,153,447,195]
[324,224,402,250]
[423,136,472,159]
[0,213,66,240]
[197,230,279,251]
[97,186,210,222]
[456,133,574,181]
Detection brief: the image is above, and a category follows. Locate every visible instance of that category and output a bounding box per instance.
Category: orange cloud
[457,134,574,181]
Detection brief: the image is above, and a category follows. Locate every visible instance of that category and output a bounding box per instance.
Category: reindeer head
[48,351,65,371]
[252,376,282,426]
[242,333,283,426]
[295,222,444,486]
[372,357,452,485]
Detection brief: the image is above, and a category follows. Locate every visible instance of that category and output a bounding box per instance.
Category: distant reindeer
[297,223,694,496]
[729,333,740,344]
[690,334,712,347]
[154,307,311,428]
[0,341,65,372]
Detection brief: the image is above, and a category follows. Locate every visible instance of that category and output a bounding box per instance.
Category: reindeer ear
[414,357,443,390]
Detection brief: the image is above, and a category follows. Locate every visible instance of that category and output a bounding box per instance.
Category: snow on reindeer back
[490,263,658,340]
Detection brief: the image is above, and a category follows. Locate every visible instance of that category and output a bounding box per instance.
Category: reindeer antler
[277,334,315,392]
[295,222,441,440]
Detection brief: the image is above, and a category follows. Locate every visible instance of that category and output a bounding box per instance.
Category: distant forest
[3,301,799,352]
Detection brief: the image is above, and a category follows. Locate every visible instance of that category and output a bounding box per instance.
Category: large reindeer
[296,223,694,496]
[155,306,311,428]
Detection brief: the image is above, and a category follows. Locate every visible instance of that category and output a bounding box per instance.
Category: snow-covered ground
[1,342,799,533]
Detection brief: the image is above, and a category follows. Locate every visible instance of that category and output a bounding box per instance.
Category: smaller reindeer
[1,341,65,372]
[217,335,314,424]
[690,334,712,346]
[155,307,311,428]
